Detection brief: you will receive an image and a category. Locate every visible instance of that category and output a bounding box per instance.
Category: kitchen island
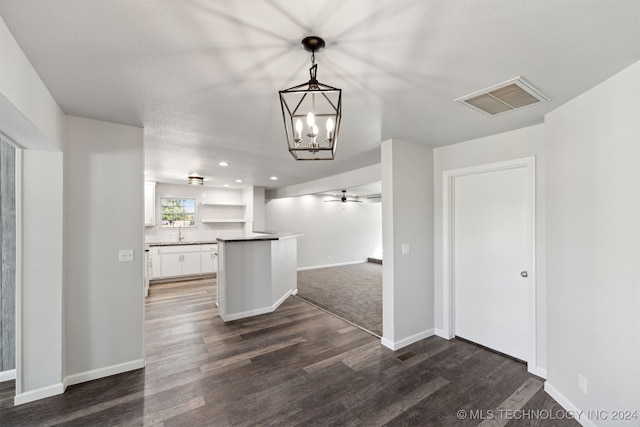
[217,232,299,322]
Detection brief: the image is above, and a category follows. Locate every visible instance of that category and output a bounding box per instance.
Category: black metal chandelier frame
[279,36,342,161]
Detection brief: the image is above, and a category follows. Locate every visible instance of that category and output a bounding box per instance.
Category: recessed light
[218,161,228,167]
[270,176,278,180]
[224,184,230,187]
[235,179,243,183]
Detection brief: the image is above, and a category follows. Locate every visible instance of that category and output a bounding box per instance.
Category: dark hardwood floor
[0,277,577,426]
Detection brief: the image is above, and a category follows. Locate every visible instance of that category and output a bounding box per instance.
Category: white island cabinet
[217,233,298,322]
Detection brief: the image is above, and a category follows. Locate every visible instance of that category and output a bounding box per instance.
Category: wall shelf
[202,219,246,223]
[201,202,246,207]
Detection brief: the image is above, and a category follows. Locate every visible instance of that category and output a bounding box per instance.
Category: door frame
[442,156,536,373]
[0,133,21,390]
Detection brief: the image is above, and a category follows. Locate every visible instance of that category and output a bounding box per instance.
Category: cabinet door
[182,252,201,276]
[144,181,156,226]
[201,251,215,274]
[161,253,183,277]
[151,247,162,279]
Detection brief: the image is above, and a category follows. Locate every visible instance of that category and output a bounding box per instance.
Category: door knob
[520,271,528,278]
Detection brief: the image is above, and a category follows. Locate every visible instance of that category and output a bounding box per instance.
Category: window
[161,198,196,228]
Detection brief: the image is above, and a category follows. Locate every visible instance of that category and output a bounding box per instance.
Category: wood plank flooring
[0,277,577,426]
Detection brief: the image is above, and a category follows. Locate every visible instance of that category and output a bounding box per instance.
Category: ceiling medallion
[279,36,342,160]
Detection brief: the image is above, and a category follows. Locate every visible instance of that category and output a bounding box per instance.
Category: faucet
[178,226,184,242]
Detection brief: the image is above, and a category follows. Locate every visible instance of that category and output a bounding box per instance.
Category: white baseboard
[534,367,547,379]
[297,260,367,271]
[221,289,295,322]
[434,328,450,339]
[65,359,146,387]
[544,382,596,427]
[381,329,434,351]
[14,382,65,406]
[0,369,16,382]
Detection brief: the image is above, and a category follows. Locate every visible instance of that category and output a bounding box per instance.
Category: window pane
[160,198,197,228]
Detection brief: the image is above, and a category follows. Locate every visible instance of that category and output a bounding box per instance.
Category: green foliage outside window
[161,198,196,228]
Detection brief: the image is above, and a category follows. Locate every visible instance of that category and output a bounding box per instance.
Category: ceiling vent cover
[454,77,548,116]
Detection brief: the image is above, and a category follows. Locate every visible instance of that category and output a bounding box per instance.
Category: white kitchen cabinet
[148,243,219,280]
[161,253,183,277]
[150,246,162,279]
[160,245,201,278]
[201,244,218,274]
[144,181,156,226]
[181,252,201,276]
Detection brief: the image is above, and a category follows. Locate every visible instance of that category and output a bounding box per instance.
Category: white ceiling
[1,1,638,191]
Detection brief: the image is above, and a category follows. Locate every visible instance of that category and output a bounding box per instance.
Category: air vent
[454,77,548,116]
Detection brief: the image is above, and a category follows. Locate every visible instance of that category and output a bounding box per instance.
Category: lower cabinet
[150,246,162,279]
[151,243,217,280]
[201,244,218,274]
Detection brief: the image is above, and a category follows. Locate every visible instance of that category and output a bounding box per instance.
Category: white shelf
[201,202,246,207]
[202,219,246,223]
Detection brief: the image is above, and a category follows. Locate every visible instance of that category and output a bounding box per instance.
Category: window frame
[160,197,197,228]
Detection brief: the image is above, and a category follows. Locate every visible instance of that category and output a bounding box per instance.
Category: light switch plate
[578,373,587,394]
[119,249,134,262]
[401,244,410,255]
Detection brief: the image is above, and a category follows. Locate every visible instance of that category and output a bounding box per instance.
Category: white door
[453,166,530,361]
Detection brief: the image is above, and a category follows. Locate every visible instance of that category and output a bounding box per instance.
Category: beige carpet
[296,262,382,336]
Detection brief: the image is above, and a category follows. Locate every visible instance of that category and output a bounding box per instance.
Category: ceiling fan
[325,190,363,203]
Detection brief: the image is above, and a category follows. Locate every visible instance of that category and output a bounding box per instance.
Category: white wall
[18,150,64,403]
[145,183,247,242]
[0,16,64,151]
[64,116,145,382]
[266,164,380,199]
[1,15,67,404]
[252,186,265,232]
[544,61,640,424]
[433,124,547,373]
[265,194,382,269]
[381,139,433,350]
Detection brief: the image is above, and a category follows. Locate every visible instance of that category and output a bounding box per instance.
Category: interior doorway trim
[442,156,537,373]
[0,133,22,394]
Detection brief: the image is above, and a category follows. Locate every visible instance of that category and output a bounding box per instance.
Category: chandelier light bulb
[295,119,303,141]
[326,118,334,141]
[326,118,334,132]
[312,124,318,137]
[306,112,315,127]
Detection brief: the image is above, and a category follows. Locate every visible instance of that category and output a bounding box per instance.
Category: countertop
[146,240,218,247]
[146,232,300,247]
[216,232,300,243]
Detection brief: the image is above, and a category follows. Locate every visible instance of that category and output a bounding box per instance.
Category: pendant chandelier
[279,36,342,160]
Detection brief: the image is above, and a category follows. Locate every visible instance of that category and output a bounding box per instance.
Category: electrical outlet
[119,249,134,262]
[401,244,410,255]
[578,373,587,394]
